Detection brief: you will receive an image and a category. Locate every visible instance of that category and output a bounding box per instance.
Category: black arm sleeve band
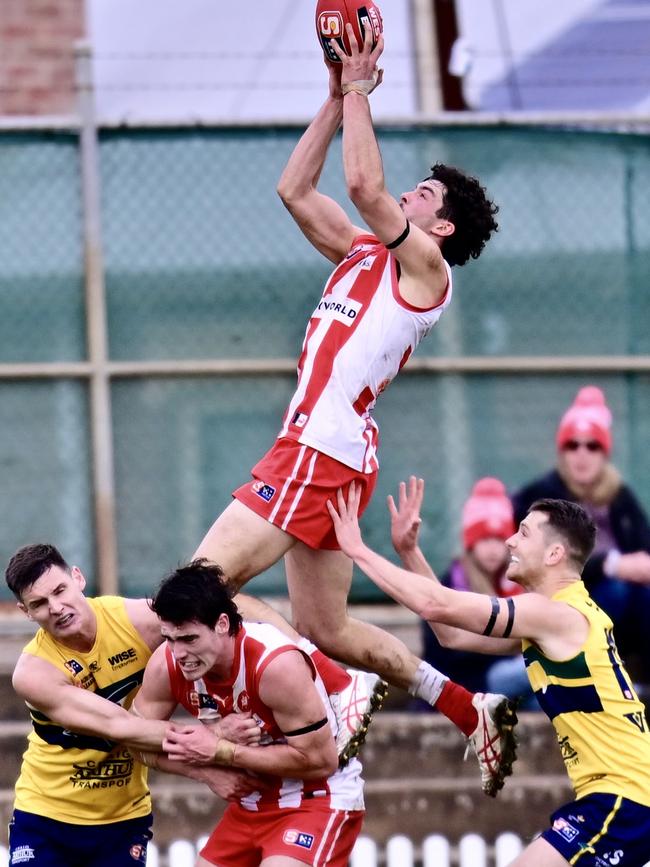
[385,221,410,249]
[482,596,500,636]
[502,597,515,638]
[283,717,328,738]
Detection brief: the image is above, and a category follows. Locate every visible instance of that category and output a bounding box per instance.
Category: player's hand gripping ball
[316,0,383,63]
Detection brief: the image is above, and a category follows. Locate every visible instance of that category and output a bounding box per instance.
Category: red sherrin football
[315,0,383,64]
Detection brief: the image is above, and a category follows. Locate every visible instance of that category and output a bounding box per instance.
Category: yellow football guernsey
[14,596,153,824]
[523,581,650,806]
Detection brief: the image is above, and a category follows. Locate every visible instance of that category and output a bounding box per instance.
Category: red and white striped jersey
[164,622,365,813]
[279,234,453,472]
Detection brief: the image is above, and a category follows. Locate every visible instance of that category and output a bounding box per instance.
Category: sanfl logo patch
[282,829,315,850]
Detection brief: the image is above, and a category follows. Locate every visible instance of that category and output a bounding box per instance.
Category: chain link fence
[1,124,649,599]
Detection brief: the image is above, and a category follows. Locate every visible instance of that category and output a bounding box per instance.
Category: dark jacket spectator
[512,386,650,683]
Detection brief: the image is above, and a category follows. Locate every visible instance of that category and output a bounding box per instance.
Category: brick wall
[0,0,85,115]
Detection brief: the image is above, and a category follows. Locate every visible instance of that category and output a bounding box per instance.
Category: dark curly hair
[426,163,499,267]
[150,559,242,635]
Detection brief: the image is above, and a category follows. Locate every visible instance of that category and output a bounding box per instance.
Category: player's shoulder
[257,644,312,689]
[122,597,163,650]
[243,620,296,647]
[13,649,68,697]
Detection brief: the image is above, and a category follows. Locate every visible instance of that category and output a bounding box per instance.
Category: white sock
[409,661,448,706]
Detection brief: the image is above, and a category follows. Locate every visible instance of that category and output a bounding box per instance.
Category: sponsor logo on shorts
[11,845,35,864]
[552,817,579,843]
[252,480,276,502]
[130,843,146,861]
[599,850,624,866]
[291,411,308,428]
[64,658,83,676]
[283,830,315,850]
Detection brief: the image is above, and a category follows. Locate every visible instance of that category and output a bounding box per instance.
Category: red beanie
[462,478,515,551]
[556,386,612,455]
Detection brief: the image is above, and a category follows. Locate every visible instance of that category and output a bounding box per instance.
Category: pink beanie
[556,386,612,455]
[462,478,515,551]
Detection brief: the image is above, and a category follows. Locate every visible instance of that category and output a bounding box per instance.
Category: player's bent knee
[293,616,346,655]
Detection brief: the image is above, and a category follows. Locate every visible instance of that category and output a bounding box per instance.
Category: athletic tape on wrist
[133,750,160,770]
[213,738,236,766]
[341,68,381,97]
[341,80,375,96]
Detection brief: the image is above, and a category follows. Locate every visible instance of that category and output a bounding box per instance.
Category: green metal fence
[1,124,649,600]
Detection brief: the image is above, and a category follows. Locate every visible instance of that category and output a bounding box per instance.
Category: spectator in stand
[391,477,535,707]
[512,385,650,686]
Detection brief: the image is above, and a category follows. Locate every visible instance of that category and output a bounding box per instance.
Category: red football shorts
[200,802,364,867]
[233,438,377,550]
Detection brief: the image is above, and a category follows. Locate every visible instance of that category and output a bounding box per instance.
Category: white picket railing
[144,832,523,866]
[22,832,650,867]
[3,831,650,866]
[0,833,522,866]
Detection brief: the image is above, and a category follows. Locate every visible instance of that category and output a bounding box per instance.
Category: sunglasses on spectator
[563,440,603,452]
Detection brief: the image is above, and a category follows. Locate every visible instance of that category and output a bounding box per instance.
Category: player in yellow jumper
[5,543,266,866]
[328,482,650,866]
[4,543,381,866]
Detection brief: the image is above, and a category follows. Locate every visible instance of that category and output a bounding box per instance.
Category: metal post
[431,0,468,110]
[75,40,119,595]
[411,0,444,114]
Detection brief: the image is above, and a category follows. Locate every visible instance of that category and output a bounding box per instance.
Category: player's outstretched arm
[12,653,169,751]
[329,483,589,658]
[333,27,448,307]
[388,477,518,654]
[277,62,362,264]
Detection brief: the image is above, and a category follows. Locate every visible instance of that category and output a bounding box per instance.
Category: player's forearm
[429,621,518,655]
[135,749,206,781]
[397,544,438,582]
[277,97,343,201]
[392,547,516,651]
[342,92,384,202]
[223,740,337,780]
[107,715,169,751]
[352,544,446,619]
[35,688,169,752]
